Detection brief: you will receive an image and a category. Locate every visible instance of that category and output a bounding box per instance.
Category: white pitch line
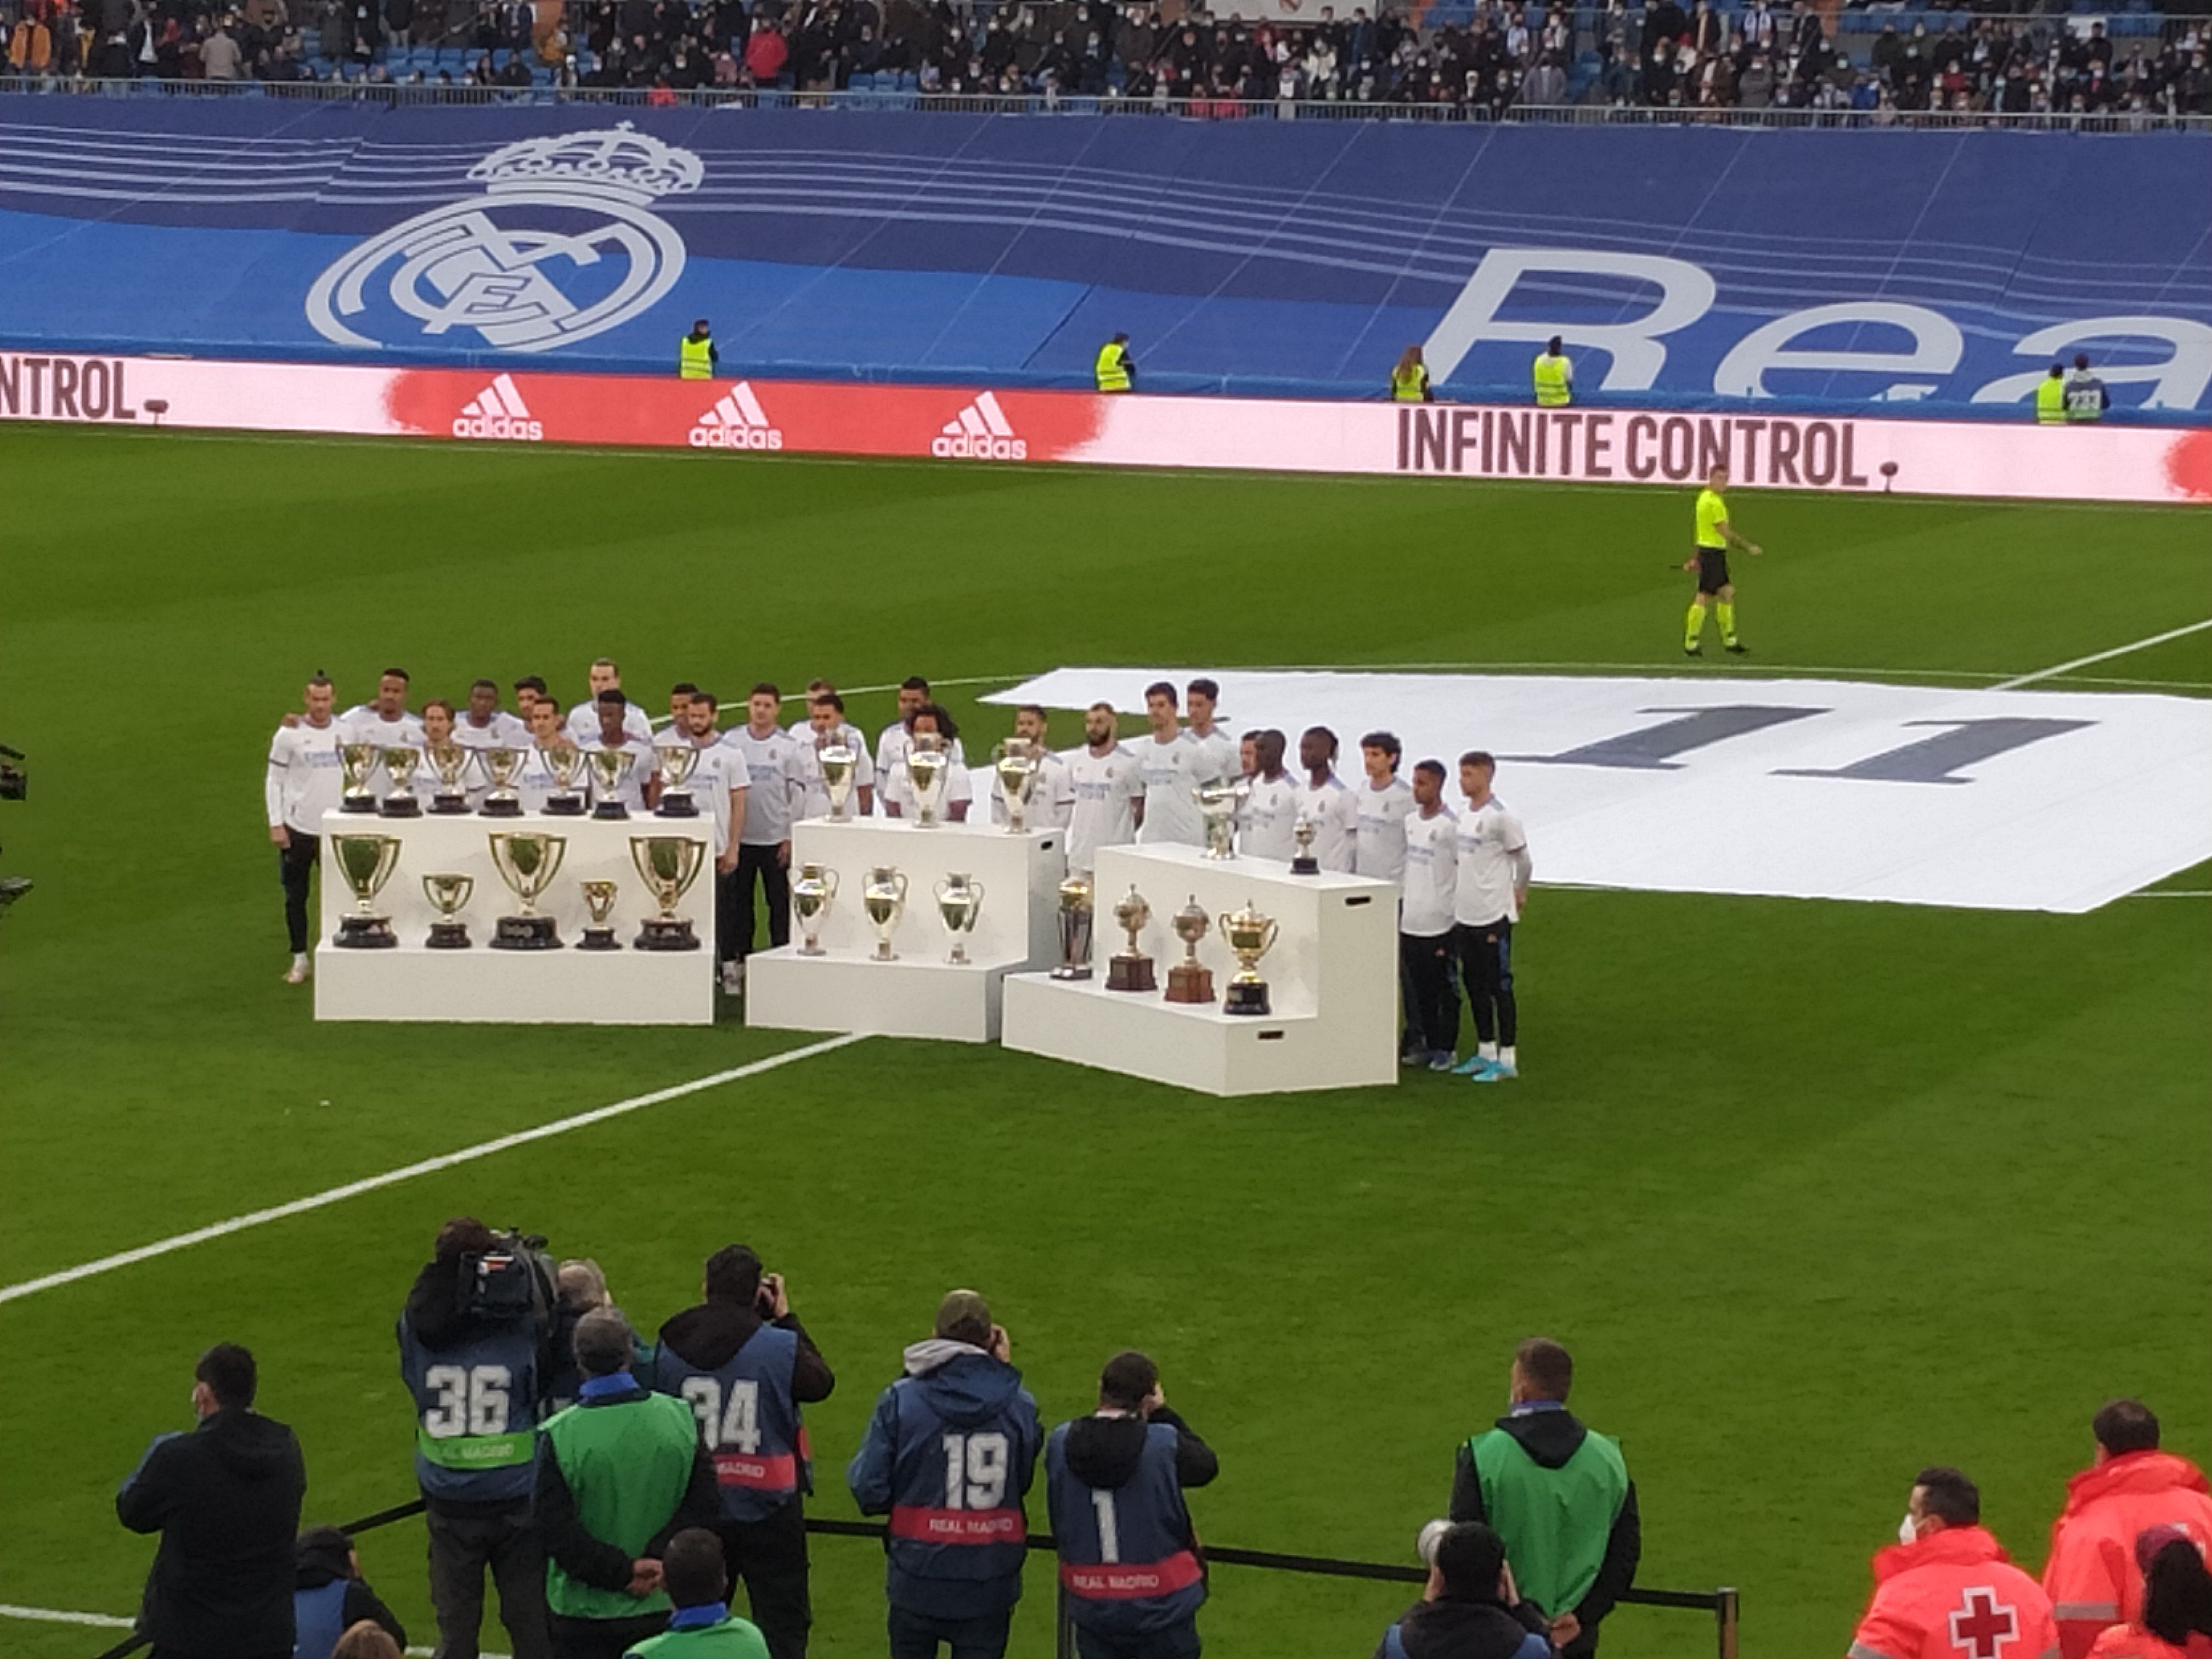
[2129,889,2212,898]
[1991,618,2212,692]
[0,1034,866,1308]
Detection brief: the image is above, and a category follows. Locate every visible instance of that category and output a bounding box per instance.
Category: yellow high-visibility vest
[678,335,714,380]
[1391,363,1430,401]
[2035,377,2066,424]
[1094,341,1131,393]
[1532,351,1571,407]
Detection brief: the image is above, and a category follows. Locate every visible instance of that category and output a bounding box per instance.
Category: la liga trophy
[488,830,567,949]
[424,743,474,815]
[992,740,1040,833]
[819,743,858,821]
[862,865,907,961]
[378,748,422,819]
[1221,899,1280,1016]
[579,879,622,950]
[934,872,985,964]
[542,746,588,816]
[586,749,632,820]
[906,738,950,828]
[338,743,380,814]
[791,863,838,956]
[330,833,402,948]
[422,872,473,949]
[630,836,707,950]
[1165,895,1215,1003]
[1052,874,1094,980]
[1107,885,1156,993]
[654,744,700,818]
[478,747,525,817]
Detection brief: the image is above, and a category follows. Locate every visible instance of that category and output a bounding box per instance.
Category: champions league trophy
[992,740,1040,834]
[630,835,707,950]
[1221,899,1280,1016]
[1194,779,1245,861]
[934,872,985,964]
[654,745,700,818]
[488,830,567,949]
[586,749,633,820]
[330,833,402,948]
[338,743,380,814]
[819,744,858,822]
[378,748,423,819]
[1053,874,1094,980]
[542,746,588,817]
[791,863,838,956]
[862,866,908,961]
[906,738,950,828]
[425,743,474,815]
[1165,896,1215,1003]
[579,879,622,950]
[1289,817,1321,876]
[478,747,525,817]
[1107,885,1157,994]
[422,872,474,949]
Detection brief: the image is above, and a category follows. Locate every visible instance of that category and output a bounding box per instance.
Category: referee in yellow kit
[1683,465,1761,657]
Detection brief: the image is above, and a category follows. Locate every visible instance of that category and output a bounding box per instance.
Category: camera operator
[651,1245,836,1659]
[398,1217,557,1659]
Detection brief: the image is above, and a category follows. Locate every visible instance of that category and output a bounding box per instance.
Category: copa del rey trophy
[579,879,622,950]
[422,872,474,949]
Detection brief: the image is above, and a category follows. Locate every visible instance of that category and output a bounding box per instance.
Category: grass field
[2,423,2208,1659]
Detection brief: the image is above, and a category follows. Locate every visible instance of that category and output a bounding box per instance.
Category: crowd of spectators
[5,0,2210,117]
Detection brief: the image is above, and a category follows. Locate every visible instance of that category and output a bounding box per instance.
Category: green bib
[543,1391,699,1621]
[628,1613,772,1659]
[1469,1425,1628,1618]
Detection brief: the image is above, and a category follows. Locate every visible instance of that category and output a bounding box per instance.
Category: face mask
[1898,1514,1920,1545]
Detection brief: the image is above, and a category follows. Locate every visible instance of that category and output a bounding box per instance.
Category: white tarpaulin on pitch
[986,669,2212,913]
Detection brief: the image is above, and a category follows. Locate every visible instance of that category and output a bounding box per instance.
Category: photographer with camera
[398,1217,558,1659]
[651,1245,836,1659]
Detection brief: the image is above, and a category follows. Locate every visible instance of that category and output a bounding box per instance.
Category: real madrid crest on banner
[305,122,703,353]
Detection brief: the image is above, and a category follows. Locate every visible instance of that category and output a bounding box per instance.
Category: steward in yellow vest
[2035,365,2068,424]
[1095,333,1134,393]
[1391,346,1432,402]
[1532,335,1572,407]
[679,320,717,381]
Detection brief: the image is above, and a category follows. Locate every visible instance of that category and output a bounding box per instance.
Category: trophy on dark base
[1164,896,1216,1003]
[1107,885,1157,993]
[1289,817,1321,876]
[655,744,701,818]
[425,743,475,815]
[631,835,707,950]
[422,873,474,948]
[478,747,525,817]
[1052,874,1094,980]
[378,748,424,819]
[338,743,380,814]
[331,833,402,948]
[579,879,622,950]
[542,746,588,817]
[1221,899,1280,1016]
[587,749,633,820]
[488,831,568,949]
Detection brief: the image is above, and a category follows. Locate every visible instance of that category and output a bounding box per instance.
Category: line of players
[265,663,1531,1081]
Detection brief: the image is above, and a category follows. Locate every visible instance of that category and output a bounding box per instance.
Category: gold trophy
[487,830,567,949]
[378,748,422,819]
[861,865,908,961]
[425,743,475,815]
[478,747,525,817]
[934,872,985,964]
[338,742,380,813]
[905,737,950,828]
[1107,884,1157,993]
[655,744,701,819]
[1194,779,1245,861]
[1221,899,1280,1016]
[630,834,707,951]
[1052,873,1094,980]
[586,748,633,821]
[541,744,588,816]
[1289,816,1321,876]
[819,743,858,822]
[1164,895,1215,1003]
[791,863,838,956]
[579,879,622,951]
[331,833,402,948]
[992,740,1040,834]
[422,872,473,949]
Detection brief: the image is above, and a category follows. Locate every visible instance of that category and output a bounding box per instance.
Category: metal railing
[3,74,2209,129]
[88,1497,1742,1659]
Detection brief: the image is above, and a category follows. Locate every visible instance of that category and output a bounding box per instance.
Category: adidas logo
[688,382,783,451]
[931,391,1027,461]
[452,374,544,442]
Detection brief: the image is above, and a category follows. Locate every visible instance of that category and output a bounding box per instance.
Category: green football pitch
[2,424,2208,1659]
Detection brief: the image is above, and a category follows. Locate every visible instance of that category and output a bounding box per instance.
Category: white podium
[1001,844,1398,1096]
[313,809,715,1024]
[745,817,1065,1042]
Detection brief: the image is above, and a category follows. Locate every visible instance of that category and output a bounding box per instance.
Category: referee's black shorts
[1694,546,1731,593]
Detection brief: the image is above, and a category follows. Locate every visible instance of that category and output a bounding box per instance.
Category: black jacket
[533,1380,723,1594]
[656,1299,836,1404]
[1062,1406,1219,1492]
[294,1531,407,1648]
[1449,1409,1640,1655]
[117,1409,307,1659]
[1375,1596,1550,1659]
